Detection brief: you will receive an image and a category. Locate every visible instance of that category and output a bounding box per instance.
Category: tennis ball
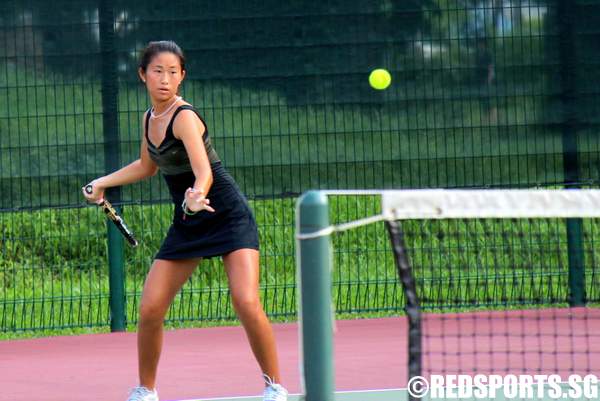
[369,68,391,90]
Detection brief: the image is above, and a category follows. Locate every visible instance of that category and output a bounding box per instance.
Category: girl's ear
[138,67,146,83]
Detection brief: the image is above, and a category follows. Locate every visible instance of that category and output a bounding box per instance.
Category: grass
[2,44,600,339]
[2,194,600,340]
[4,60,600,211]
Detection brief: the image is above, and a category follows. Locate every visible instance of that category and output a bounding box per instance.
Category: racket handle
[87,191,139,248]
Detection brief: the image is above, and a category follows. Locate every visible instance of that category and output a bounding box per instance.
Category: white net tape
[296,189,600,240]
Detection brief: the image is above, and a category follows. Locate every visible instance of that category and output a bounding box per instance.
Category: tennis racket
[85,185,139,247]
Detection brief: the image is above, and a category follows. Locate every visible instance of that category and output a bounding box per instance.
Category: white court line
[169,388,404,401]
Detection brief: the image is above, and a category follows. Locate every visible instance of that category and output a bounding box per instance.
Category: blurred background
[1,0,599,336]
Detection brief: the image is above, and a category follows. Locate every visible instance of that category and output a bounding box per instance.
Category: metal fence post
[99,0,126,331]
[558,0,585,306]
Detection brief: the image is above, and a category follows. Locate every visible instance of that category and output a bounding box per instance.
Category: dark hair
[139,41,185,72]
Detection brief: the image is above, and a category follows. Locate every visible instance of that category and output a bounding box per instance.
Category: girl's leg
[223,249,282,383]
[137,257,200,389]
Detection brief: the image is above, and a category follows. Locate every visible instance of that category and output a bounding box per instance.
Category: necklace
[150,96,182,119]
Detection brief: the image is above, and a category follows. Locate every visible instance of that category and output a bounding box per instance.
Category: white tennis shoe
[126,386,159,401]
[263,374,288,401]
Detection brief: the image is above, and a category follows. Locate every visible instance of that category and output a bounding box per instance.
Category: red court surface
[0,318,406,401]
[422,308,600,377]
[3,310,599,401]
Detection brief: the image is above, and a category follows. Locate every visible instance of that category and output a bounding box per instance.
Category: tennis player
[82,40,288,401]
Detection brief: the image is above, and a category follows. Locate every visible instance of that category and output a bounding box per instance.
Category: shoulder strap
[167,105,209,139]
[144,108,152,142]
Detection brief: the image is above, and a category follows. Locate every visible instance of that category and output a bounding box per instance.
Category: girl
[82,40,288,401]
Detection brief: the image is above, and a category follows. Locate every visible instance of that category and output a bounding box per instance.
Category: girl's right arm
[82,112,158,203]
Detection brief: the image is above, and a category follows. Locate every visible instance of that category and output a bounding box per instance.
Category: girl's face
[139,51,185,102]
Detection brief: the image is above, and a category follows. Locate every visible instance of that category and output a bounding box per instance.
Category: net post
[296,191,334,401]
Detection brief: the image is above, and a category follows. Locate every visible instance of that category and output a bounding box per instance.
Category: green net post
[100,0,126,332]
[297,191,334,401]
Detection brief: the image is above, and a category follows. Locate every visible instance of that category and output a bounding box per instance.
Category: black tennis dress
[146,104,259,260]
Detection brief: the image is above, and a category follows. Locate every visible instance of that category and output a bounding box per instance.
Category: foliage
[2,195,600,335]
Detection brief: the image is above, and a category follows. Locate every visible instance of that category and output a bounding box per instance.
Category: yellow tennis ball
[369,68,391,90]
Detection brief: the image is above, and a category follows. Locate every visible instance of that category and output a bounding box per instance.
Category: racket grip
[84,184,93,194]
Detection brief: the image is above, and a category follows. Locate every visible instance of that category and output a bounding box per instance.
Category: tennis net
[296,189,600,401]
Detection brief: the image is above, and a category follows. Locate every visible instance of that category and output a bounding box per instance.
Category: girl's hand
[82,180,105,204]
[184,188,215,213]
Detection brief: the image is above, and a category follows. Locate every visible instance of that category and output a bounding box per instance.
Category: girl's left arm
[174,109,215,212]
